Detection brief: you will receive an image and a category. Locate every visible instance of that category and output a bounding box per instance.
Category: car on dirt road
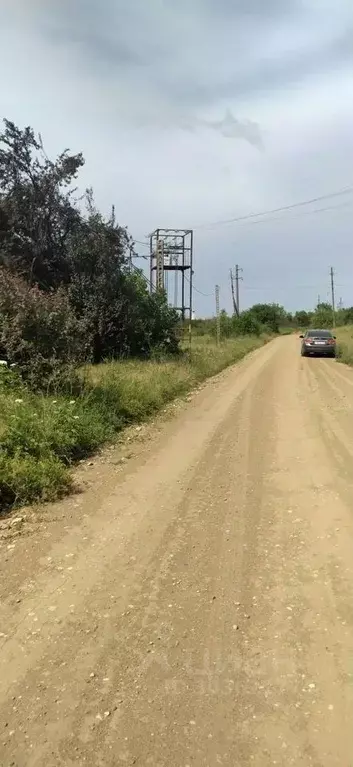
[299,329,336,358]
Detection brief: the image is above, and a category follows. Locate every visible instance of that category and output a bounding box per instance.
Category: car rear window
[306,330,332,338]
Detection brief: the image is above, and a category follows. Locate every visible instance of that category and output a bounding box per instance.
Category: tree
[0,119,83,288]
[312,302,333,328]
[0,119,181,379]
[234,310,261,336]
[67,196,180,362]
[246,303,285,333]
[294,310,312,328]
[342,307,353,325]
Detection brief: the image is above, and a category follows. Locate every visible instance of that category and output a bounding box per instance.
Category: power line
[130,261,153,290]
[184,272,213,297]
[243,283,347,291]
[194,186,353,230]
[133,239,150,248]
[227,200,352,230]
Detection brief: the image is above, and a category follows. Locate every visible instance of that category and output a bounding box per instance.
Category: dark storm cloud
[25,0,305,77]
[160,30,353,109]
[162,0,302,20]
[32,0,351,113]
[1,0,352,314]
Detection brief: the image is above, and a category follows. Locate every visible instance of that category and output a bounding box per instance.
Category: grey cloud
[118,107,264,150]
[11,0,352,107]
[1,0,352,315]
[196,110,264,150]
[163,0,302,21]
[152,29,353,111]
[29,0,352,124]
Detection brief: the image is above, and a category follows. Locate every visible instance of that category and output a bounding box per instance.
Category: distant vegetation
[292,303,353,330]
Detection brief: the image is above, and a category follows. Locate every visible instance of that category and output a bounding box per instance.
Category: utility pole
[156,239,165,292]
[215,284,221,345]
[235,265,243,315]
[330,266,336,328]
[317,294,321,307]
[230,269,237,315]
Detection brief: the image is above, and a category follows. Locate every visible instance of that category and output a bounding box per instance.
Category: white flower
[69,400,76,405]
[14,398,23,404]
[52,400,57,404]
[73,415,79,420]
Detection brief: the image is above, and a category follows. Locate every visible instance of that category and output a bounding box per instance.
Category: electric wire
[194,186,353,230]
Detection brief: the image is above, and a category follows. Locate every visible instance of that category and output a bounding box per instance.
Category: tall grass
[0,334,269,510]
[336,326,353,366]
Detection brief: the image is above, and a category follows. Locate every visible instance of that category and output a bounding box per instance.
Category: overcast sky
[1,0,353,315]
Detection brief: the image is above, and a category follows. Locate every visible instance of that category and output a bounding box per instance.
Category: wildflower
[52,400,57,404]
[14,398,23,404]
[69,400,75,405]
[73,415,79,420]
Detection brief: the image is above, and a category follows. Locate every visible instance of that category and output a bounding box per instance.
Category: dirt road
[1,336,353,766]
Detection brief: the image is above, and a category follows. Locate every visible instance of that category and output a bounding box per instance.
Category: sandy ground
[1,335,353,766]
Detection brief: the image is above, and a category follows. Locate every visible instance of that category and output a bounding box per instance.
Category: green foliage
[335,326,353,366]
[294,310,312,328]
[245,303,286,333]
[233,311,262,336]
[0,119,83,288]
[311,302,333,328]
[0,365,24,393]
[0,452,71,508]
[192,305,277,339]
[0,119,180,384]
[339,307,353,325]
[0,267,88,388]
[0,335,268,510]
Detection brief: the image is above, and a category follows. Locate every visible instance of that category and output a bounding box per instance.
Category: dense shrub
[0,268,88,388]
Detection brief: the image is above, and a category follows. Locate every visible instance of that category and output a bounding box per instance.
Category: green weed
[0,335,269,511]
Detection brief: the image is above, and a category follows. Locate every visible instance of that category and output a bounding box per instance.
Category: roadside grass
[0,334,270,511]
[335,325,353,366]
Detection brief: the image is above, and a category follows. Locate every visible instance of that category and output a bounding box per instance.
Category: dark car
[299,329,336,358]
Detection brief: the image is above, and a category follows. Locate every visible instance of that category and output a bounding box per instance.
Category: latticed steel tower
[149,229,193,323]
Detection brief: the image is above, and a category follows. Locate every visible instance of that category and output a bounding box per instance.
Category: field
[336,325,353,366]
[0,334,269,510]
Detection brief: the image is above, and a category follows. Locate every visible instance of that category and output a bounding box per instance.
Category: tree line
[194,301,353,339]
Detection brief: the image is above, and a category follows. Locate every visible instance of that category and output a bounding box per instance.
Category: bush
[0,365,24,393]
[0,334,269,510]
[233,312,262,336]
[0,268,88,389]
[0,452,71,509]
